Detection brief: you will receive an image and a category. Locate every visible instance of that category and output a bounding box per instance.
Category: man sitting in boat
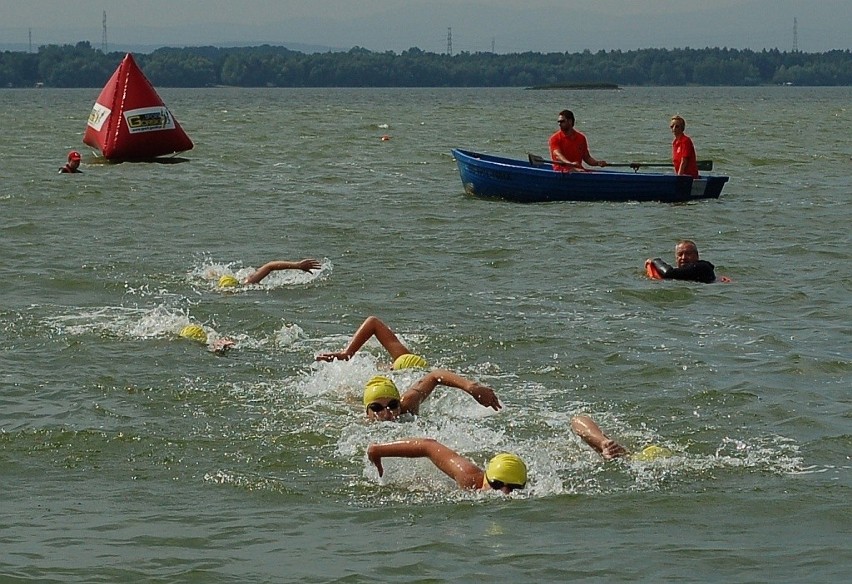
[549,109,608,172]
[645,239,717,283]
[59,151,82,173]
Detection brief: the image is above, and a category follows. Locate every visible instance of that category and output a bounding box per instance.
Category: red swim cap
[68,151,81,161]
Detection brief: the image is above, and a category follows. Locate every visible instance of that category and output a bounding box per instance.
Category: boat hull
[452,149,728,203]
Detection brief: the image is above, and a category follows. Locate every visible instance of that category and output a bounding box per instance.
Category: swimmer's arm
[668,261,716,283]
[571,415,628,460]
[650,259,716,283]
[244,258,321,284]
[367,438,483,489]
[400,372,440,413]
[434,369,502,411]
[316,315,410,362]
[404,370,501,412]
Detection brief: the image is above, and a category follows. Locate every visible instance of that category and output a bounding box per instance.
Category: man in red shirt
[671,115,699,178]
[549,109,607,172]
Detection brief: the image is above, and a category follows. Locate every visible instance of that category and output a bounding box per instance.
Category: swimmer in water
[59,150,82,173]
[217,258,321,288]
[360,372,501,422]
[645,240,717,284]
[367,438,527,494]
[315,315,427,370]
[179,323,235,354]
[571,415,672,461]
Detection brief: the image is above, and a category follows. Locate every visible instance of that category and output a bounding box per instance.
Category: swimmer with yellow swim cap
[179,324,209,344]
[216,258,321,288]
[391,353,428,370]
[362,370,502,421]
[316,316,427,370]
[179,323,236,353]
[571,415,674,461]
[632,444,674,462]
[218,275,240,288]
[367,438,527,494]
[318,316,501,419]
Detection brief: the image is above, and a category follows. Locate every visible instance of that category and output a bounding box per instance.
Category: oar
[528,153,713,171]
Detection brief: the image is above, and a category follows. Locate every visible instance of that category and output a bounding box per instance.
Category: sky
[1,0,850,54]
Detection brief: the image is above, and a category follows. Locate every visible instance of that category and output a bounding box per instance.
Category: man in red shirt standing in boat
[549,109,607,172]
[59,151,82,173]
[670,115,699,178]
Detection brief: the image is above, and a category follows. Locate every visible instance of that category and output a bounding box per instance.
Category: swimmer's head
[218,274,240,288]
[363,375,400,407]
[68,150,81,161]
[391,353,428,370]
[484,453,527,492]
[363,376,402,420]
[632,445,674,462]
[179,324,208,344]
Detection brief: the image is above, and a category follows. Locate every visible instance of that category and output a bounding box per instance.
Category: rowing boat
[451,148,729,203]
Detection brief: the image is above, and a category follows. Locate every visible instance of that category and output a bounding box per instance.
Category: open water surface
[1,86,850,582]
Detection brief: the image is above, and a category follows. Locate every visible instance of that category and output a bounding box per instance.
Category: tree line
[1,41,850,88]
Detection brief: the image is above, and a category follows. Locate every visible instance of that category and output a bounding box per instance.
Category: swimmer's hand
[467,382,502,411]
[367,444,384,477]
[315,351,350,362]
[210,338,236,354]
[601,439,628,460]
[297,258,322,272]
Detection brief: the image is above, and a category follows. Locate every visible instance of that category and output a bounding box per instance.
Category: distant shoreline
[3,44,847,88]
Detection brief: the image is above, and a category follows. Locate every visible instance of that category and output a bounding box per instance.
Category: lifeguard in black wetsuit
[646,239,716,284]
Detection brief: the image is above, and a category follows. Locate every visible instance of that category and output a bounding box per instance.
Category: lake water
[1,86,850,582]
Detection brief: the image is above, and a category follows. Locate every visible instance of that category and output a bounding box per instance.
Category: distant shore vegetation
[2,41,850,88]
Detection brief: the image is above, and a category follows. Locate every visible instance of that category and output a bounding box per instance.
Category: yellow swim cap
[218,274,239,288]
[633,445,674,462]
[362,375,400,407]
[392,353,428,370]
[485,453,527,488]
[179,324,208,344]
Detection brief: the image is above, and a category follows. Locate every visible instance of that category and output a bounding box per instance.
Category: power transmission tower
[102,11,108,53]
[447,27,452,56]
[792,17,798,52]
